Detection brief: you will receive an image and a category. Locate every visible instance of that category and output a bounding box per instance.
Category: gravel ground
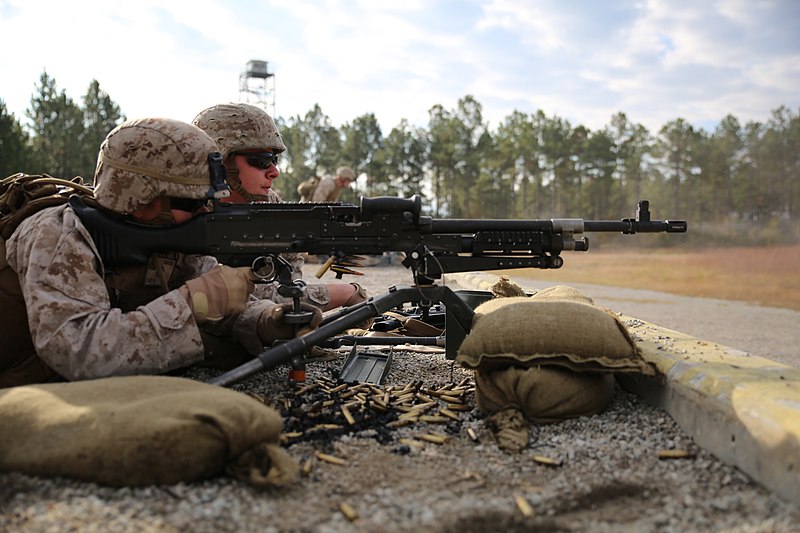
[2,265,799,532]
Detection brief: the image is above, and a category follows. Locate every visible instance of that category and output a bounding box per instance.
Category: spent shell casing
[439,408,461,421]
[294,383,318,395]
[343,400,362,410]
[532,455,563,467]
[328,383,348,394]
[339,502,359,522]
[420,415,448,424]
[514,494,534,517]
[394,392,415,404]
[306,424,342,433]
[315,451,346,465]
[416,393,435,404]
[387,418,415,428]
[438,394,464,404]
[410,401,437,413]
[657,449,696,460]
[341,405,356,425]
[466,427,479,442]
[417,433,449,444]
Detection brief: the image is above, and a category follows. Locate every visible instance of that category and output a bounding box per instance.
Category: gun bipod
[207,285,476,387]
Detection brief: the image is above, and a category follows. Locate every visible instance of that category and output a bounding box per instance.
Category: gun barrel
[584,220,687,234]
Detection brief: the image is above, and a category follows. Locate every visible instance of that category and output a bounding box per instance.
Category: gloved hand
[257,302,323,346]
[183,265,255,325]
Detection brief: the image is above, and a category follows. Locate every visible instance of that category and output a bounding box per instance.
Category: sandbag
[456,287,653,375]
[0,375,298,487]
[475,365,616,424]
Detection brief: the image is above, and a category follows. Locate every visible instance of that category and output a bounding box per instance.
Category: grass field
[497,244,800,311]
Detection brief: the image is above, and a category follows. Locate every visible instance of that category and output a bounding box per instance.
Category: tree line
[2,71,798,245]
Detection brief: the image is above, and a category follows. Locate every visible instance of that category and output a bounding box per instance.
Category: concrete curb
[445,272,800,506]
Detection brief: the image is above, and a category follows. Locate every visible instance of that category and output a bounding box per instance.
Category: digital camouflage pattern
[192,103,286,158]
[1,116,332,384]
[336,166,356,181]
[93,118,219,213]
[3,202,330,380]
[5,204,206,380]
[192,103,286,203]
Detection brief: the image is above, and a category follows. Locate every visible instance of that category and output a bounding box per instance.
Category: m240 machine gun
[69,194,686,386]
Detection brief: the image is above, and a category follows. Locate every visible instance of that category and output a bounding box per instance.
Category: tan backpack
[296,175,320,200]
[0,173,94,239]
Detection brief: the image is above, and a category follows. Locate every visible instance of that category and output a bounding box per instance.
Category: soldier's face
[233,153,280,200]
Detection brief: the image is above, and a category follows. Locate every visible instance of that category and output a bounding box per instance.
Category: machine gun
[69,194,686,386]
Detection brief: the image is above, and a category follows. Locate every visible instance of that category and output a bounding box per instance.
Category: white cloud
[1,0,797,137]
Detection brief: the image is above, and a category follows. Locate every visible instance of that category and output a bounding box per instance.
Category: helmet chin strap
[225,157,274,202]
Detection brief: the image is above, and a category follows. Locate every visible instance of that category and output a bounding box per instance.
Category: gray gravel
[2,265,798,532]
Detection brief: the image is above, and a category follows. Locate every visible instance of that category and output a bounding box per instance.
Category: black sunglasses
[237,151,279,169]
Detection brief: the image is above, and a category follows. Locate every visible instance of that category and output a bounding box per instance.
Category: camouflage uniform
[5,204,206,380]
[3,118,228,382]
[308,166,356,203]
[309,176,341,202]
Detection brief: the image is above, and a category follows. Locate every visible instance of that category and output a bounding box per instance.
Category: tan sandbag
[475,365,616,424]
[486,407,530,452]
[531,285,594,305]
[457,289,653,375]
[489,275,527,298]
[0,375,298,487]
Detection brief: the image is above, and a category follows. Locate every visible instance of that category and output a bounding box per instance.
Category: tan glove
[183,266,255,325]
[257,302,323,346]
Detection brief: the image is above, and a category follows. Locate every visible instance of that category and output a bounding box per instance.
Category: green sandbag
[0,375,298,487]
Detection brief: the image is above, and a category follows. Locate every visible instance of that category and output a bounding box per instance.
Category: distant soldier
[299,166,356,203]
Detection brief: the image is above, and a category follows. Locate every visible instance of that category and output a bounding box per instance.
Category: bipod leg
[207,285,474,387]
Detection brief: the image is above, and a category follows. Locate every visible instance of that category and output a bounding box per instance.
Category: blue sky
[1,0,798,135]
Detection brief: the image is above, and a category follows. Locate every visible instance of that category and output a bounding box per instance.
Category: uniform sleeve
[5,207,205,381]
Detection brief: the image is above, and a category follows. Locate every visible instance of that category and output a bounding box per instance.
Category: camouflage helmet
[192,102,286,158]
[93,118,220,213]
[336,166,356,181]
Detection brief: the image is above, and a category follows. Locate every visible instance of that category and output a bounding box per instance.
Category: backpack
[0,173,94,240]
[296,175,320,200]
